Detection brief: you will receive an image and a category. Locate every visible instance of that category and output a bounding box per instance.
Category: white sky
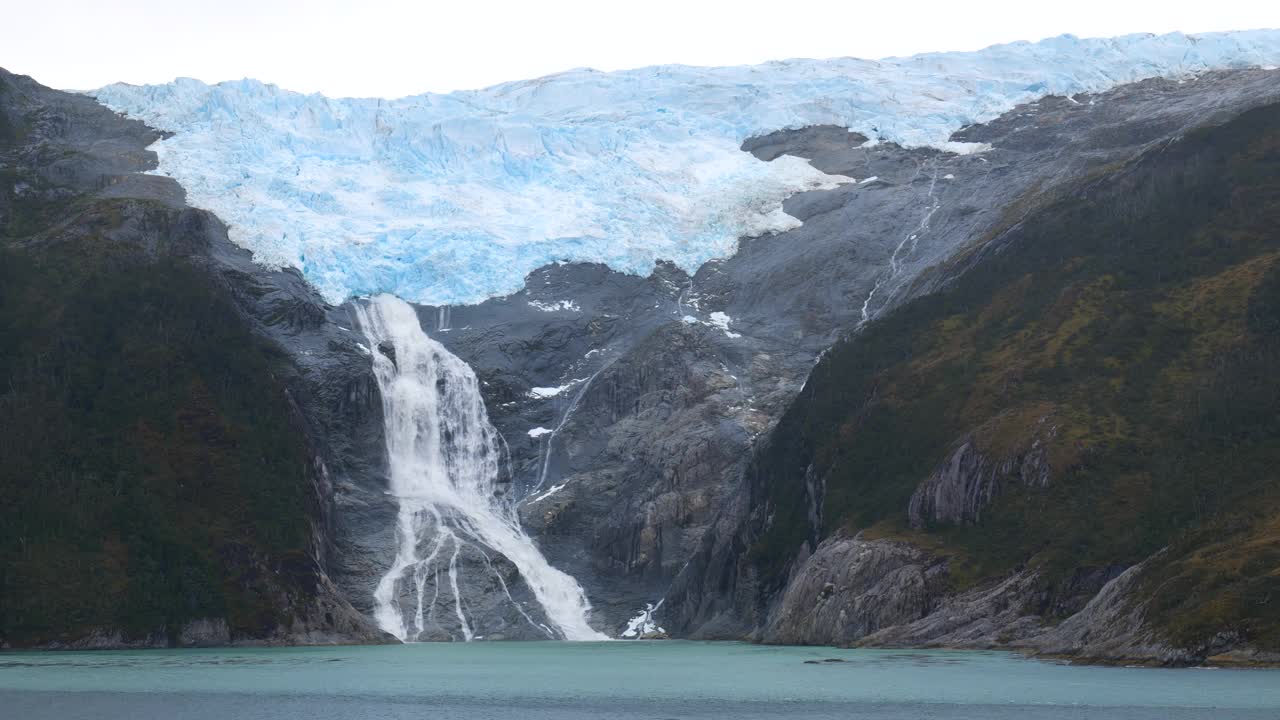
[5,0,1277,97]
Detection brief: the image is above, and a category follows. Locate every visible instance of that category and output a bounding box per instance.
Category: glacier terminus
[91,31,1280,307]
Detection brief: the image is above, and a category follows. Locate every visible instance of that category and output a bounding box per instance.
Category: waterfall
[356,294,605,642]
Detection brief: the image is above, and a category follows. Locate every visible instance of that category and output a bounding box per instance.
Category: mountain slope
[669,99,1280,664]
[0,69,387,648]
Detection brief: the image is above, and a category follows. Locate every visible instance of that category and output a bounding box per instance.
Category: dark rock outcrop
[761,535,948,645]
[908,418,1056,529]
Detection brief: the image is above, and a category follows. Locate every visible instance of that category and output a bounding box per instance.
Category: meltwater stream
[356,294,605,642]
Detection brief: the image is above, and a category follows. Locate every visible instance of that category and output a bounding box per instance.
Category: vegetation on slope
[750,103,1280,651]
[0,75,317,646]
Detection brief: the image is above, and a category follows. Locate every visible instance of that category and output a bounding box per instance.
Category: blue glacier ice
[91,31,1280,306]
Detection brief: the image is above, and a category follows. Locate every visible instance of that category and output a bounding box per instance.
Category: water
[355,294,604,641]
[2,643,1278,719]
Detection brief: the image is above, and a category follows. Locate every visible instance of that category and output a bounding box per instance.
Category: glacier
[91,31,1280,306]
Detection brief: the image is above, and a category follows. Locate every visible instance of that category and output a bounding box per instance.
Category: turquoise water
[2,641,1278,719]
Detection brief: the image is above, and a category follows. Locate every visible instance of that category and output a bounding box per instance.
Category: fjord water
[356,294,604,641]
[3,643,1278,720]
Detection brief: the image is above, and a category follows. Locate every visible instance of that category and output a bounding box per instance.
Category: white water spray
[357,294,606,642]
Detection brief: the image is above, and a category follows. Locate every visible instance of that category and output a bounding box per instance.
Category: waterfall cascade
[356,294,605,641]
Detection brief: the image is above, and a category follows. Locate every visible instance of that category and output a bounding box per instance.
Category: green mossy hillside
[0,100,318,645]
[750,103,1280,651]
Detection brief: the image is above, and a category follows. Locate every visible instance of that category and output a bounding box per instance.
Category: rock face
[857,555,1212,664]
[907,419,1056,529]
[761,536,948,646]
[1014,560,1181,662]
[859,569,1046,650]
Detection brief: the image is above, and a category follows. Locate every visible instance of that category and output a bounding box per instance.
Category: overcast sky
[7,0,1277,97]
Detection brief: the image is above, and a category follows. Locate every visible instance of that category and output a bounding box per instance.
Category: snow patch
[528,299,581,313]
[937,141,993,156]
[528,483,566,504]
[527,427,552,438]
[708,311,742,339]
[621,602,666,639]
[529,380,587,399]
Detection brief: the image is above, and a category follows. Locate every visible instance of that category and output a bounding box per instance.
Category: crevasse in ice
[91,31,1280,305]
